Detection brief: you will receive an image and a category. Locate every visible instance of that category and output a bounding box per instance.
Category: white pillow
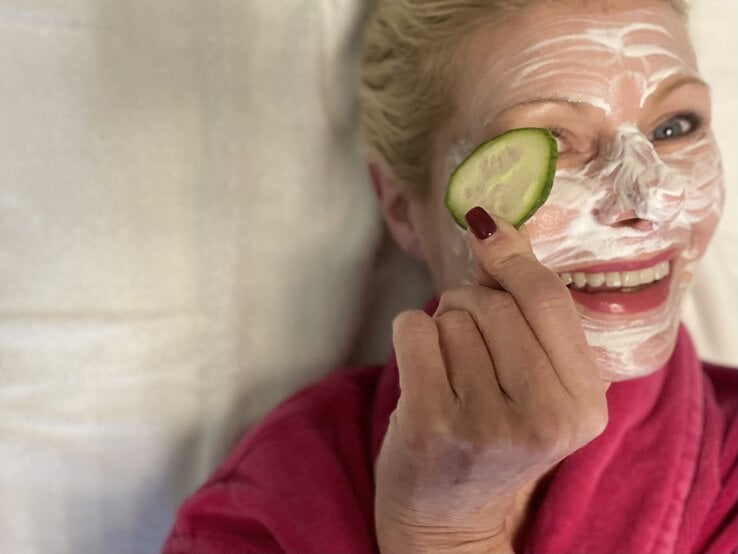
[1,2,381,551]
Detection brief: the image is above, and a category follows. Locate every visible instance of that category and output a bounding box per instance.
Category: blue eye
[650,114,699,141]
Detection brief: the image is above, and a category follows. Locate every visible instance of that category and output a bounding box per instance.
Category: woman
[163,0,736,552]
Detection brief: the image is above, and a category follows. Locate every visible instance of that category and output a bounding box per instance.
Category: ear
[367,162,425,262]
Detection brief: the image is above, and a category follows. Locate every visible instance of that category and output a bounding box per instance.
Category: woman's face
[407,0,724,380]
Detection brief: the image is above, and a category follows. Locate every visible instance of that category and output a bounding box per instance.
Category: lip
[567,264,674,315]
[556,250,676,275]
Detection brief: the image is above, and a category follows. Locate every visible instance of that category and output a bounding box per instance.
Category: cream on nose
[593,125,686,227]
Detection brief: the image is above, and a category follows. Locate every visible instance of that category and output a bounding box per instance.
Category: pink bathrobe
[163,321,737,553]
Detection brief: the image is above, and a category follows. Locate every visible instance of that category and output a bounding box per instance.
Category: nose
[593,127,686,228]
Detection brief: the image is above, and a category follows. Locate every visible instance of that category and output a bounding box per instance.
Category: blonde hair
[359,0,689,198]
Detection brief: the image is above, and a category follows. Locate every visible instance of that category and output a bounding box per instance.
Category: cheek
[667,136,725,262]
[416,192,475,291]
[526,169,607,267]
[678,209,722,291]
[526,202,580,240]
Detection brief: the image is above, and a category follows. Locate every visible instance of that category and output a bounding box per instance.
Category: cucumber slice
[445,128,558,229]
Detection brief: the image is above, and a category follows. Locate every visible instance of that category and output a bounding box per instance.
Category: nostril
[593,207,638,225]
[610,218,654,231]
[592,207,654,231]
[632,219,654,231]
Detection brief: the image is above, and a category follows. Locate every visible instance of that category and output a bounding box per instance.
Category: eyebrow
[492,76,710,121]
[494,97,590,119]
[649,75,711,104]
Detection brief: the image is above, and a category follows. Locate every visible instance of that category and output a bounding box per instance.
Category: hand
[374,211,609,553]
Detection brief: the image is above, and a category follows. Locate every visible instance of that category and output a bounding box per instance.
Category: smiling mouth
[558,260,671,293]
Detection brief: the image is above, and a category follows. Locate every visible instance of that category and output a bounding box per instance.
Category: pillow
[0,2,385,551]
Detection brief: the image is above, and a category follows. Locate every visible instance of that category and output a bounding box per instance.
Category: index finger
[464,207,604,392]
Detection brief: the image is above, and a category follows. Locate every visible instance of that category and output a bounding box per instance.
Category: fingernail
[465,206,497,240]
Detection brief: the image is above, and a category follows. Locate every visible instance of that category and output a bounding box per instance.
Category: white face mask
[419,3,724,380]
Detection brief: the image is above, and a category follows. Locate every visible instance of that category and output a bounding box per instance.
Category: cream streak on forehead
[463,8,697,126]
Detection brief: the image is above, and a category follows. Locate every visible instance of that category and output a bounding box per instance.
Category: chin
[580,301,683,382]
[565,252,696,381]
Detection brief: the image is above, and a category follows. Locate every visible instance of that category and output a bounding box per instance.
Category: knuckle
[520,400,608,456]
[392,310,432,336]
[573,416,608,446]
[521,421,563,456]
[573,407,609,445]
[490,252,573,308]
[493,250,537,274]
[436,309,474,332]
[582,399,610,438]
[589,412,609,438]
[479,289,518,317]
[437,285,478,311]
[530,287,572,314]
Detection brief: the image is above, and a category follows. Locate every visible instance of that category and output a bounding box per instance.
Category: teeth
[654,262,668,280]
[560,261,670,290]
[622,269,640,287]
[605,271,622,287]
[639,267,655,285]
[586,273,605,287]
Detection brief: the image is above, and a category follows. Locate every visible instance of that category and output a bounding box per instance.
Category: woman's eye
[549,128,570,153]
[650,114,700,141]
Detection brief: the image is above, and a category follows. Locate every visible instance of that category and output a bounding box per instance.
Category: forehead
[454,2,698,124]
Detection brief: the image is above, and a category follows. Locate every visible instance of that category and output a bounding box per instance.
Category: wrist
[376,518,513,554]
[378,534,513,553]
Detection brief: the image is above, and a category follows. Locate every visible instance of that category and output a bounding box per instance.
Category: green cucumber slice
[445,128,558,229]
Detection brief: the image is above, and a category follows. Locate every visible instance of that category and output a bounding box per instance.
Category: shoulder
[223,364,384,478]
[163,365,386,553]
[206,362,386,493]
[248,364,384,437]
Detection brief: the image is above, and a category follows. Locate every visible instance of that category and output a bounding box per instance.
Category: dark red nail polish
[465,206,497,240]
